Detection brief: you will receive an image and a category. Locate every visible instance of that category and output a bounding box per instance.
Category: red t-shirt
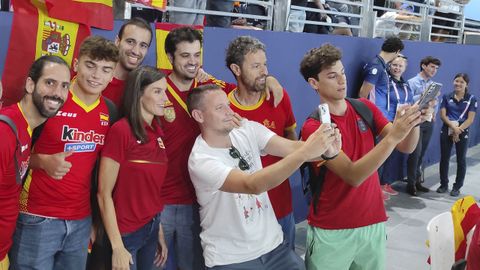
[301,98,389,229]
[160,76,236,205]
[0,104,32,260]
[228,89,296,219]
[20,92,110,219]
[102,77,125,108]
[101,118,168,233]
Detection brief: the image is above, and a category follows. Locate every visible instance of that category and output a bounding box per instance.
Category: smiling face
[237,50,268,93]
[140,78,169,119]
[73,55,116,97]
[389,57,407,80]
[453,76,468,94]
[28,62,71,117]
[308,60,347,102]
[195,90,235,135]
[116,24,151,72]
[169,40,202,81]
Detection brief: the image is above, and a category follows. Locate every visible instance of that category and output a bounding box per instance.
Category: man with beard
[102,17,152,108]
[225,36,298,250]
[9,36,118,270]
[161,26,284,269]
[0,55,71,269]
[187,84,338,269]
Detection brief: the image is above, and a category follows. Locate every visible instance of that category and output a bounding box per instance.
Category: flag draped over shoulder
[1,0,90,106]
[45,0,113,30]
[451,196,480,261]
[155,23,203,74]
[127,0,167,11]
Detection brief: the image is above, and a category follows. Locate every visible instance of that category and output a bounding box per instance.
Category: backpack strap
[345,97,377,136]
[0,115,22,185]
[103,97,119,125]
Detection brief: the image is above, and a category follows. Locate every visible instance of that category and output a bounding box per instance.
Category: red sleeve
[359,98,389,136]
[282,89,297,130]
[101,120,129,163]
[301,118,321,141]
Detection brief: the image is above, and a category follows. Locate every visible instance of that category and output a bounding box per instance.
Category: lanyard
[387,79,408,111]
[457,95,473,122]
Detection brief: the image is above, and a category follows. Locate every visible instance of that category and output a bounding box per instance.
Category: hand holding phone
[417,83,442,110]
[318,103,331,124]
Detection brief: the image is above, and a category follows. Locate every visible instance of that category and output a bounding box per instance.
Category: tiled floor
[294,144,480,270]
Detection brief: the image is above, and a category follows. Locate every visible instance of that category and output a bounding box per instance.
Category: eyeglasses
[229,146,250,171]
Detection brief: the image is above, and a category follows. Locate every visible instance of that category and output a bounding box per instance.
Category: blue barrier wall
[1,14,479,222]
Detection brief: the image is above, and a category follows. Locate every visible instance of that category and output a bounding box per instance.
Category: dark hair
[79,36,119,63]
[225,36,265,76]
[299,44,342,82]
[118,17,153,46]
[381,37,404,53]
[165,26,203,56]
[420,56,442,71]
[454,73,470,92]
[28,55,69,85]
[123,66,166,143]
[186,84,222,114]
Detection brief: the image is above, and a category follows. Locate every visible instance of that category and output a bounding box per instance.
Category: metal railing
[123,0,473,44]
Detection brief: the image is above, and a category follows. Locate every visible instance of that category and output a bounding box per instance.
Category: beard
[32,88,65,118]
[242,75,266,93]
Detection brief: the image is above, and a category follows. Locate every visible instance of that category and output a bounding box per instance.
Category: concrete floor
[294,144,480,270]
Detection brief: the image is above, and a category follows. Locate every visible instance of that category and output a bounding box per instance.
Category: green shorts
[305,222,386,270]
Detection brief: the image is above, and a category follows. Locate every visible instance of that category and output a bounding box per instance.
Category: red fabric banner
[2,0,90,106]
[45,0,113,30]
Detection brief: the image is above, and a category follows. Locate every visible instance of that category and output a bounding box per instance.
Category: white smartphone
[318,103,331,124]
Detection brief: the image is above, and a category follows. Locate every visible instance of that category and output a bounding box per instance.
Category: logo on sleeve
[371,68,378,75]
[61,125,105,152]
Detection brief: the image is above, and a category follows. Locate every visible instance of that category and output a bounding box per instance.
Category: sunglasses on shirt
[229,146,250,171]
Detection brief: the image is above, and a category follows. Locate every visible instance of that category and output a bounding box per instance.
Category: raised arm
[220,124,337,194]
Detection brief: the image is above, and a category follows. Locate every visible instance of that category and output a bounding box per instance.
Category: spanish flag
[1,0,90,106]
[155,23,203,74]
[451,196,480,261]
[127,0,167,11]
[45,0,113,30]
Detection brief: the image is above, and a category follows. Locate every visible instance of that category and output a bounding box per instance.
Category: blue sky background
[464,2,480,20]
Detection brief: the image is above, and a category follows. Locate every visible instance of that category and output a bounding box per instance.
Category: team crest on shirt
[157,137,165,149]
[263,119,276,130]
[99,113,109,126]
[357,118,368,133]
[163,106,176,123]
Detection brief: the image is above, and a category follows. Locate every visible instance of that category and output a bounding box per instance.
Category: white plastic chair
[427,211,455,270]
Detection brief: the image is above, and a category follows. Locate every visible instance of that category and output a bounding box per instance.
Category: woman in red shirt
[98,66,169,270]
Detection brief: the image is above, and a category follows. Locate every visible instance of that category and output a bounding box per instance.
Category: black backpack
[300,98,377,213]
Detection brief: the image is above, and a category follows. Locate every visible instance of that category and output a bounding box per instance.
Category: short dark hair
[28,55,69,85]
[420,56,441,71]
[79,36,119,63]
[123,66,166,143]
[164,26,203,56]
[118,17,153,46]
[225,36,265,76]
[381,37,404,53]
[186,84,222,114]
[299,44,342,82]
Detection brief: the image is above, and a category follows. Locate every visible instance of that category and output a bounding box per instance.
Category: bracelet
[321,153,338,161]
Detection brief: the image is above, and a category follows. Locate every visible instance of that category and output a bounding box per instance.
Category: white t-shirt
[188,119,283,267]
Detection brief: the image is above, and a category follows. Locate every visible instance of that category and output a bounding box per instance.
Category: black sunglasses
[229,146,250,171]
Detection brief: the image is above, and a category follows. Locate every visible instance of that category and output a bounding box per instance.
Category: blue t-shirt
[440,92,478,124]
[362,55,390,103]
[376,77,413,121]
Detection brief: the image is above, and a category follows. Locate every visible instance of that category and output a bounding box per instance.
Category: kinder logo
[61,125,105,145]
